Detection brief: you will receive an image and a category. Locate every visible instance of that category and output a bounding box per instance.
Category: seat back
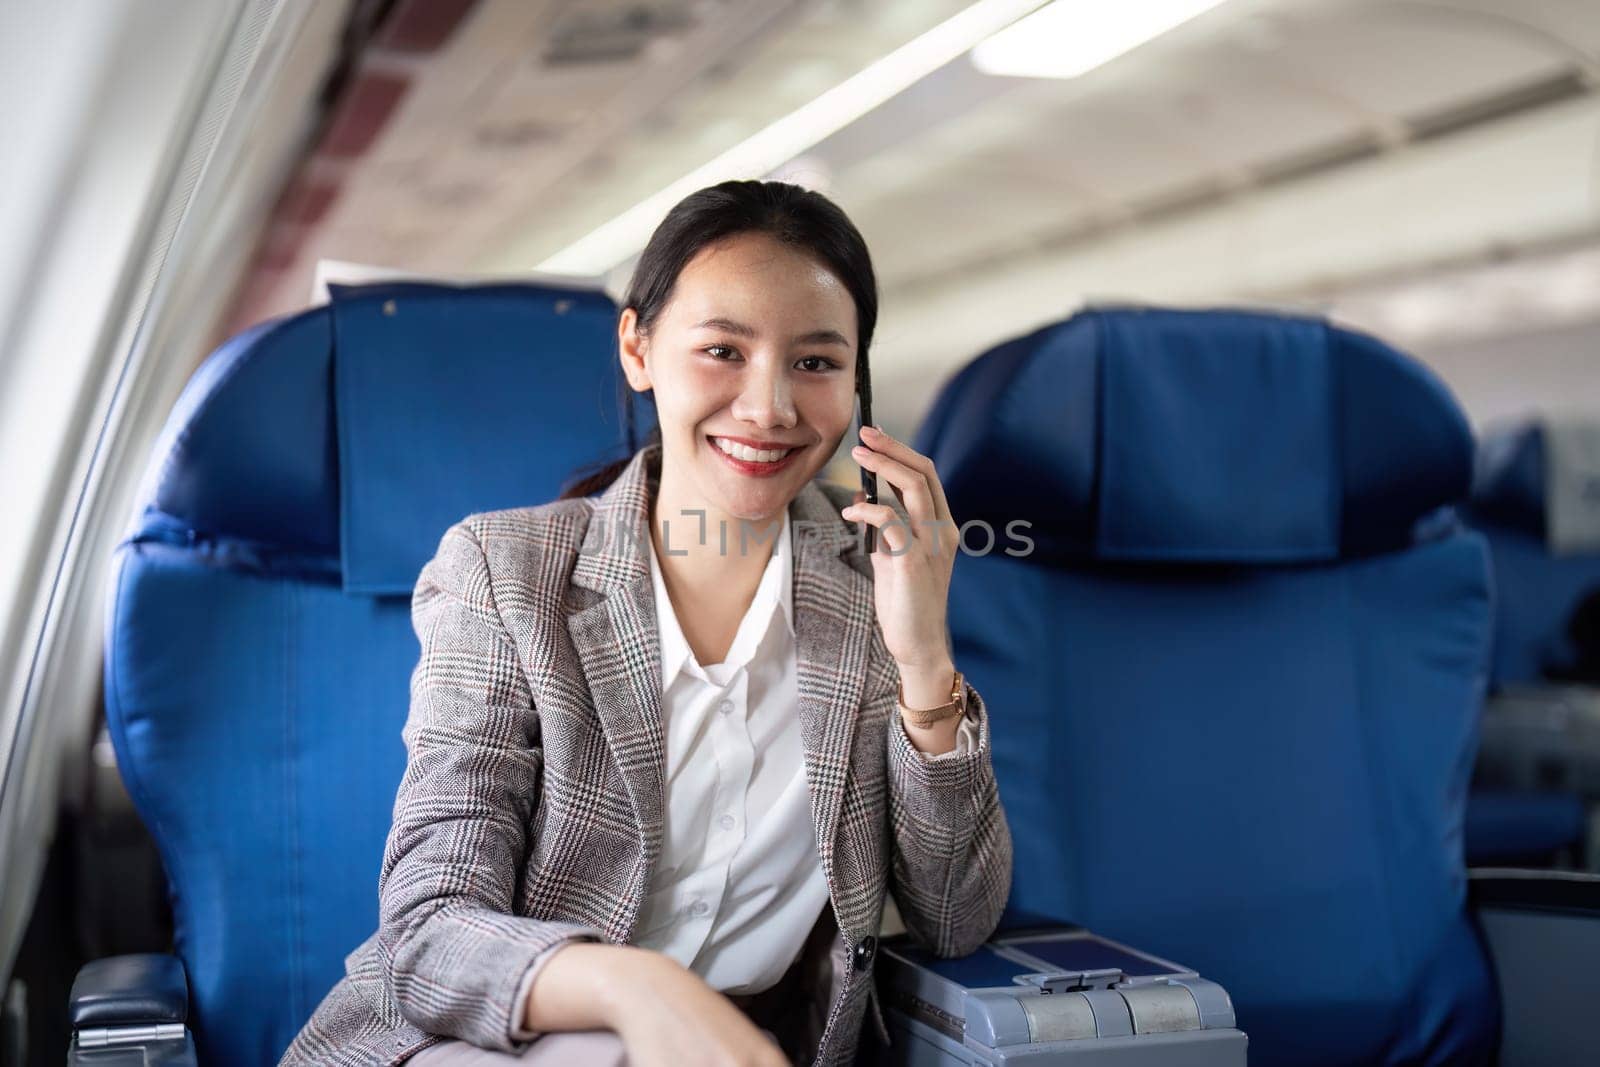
[103,282,646,1064]
[1461,418,1600,686]
[916,308,1497,1066]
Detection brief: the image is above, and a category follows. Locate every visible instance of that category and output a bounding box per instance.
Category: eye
[703,344,740,361]
[797,356,841,373]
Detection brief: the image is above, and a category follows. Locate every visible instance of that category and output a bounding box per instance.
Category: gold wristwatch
[898,668,967,729]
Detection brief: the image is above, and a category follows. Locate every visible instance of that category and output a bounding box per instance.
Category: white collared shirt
[631,513,826,992]
[635,511,978,994]
[512,509,976,1034]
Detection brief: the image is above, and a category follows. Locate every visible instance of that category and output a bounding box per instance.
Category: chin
[729,476,809,520]
[716,479,795,518]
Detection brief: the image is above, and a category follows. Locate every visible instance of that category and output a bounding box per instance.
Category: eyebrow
[691,317,851,348]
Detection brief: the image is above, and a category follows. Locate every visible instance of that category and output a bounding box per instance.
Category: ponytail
[558,424,661,500]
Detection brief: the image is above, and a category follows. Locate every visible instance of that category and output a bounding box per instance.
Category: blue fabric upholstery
[1097,311,1340,560]
[916,307,1497,1066]
[102,282,643,1064]
[332,283,627,594]
[1464,789,1587,866]
[926,308,1473,567]
[105,547,415,1063]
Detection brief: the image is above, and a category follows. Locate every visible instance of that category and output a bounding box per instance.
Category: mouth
[707,435,804,477]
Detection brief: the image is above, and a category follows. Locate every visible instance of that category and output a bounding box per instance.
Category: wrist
[590,945,664,1030]
[526,942,646,1033]
[896,657,957,711]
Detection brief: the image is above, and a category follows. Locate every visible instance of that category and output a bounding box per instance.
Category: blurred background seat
[1460,417,1600,869]
[1465,418,1600,688]
[98,281,644,1064]
[918,307,1496,1066]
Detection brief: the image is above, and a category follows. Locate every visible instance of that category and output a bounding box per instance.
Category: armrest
[70,954,187,1028]
[1469,869,1600,1067]
[68,954,195,1067]
[874,922,1247,1066]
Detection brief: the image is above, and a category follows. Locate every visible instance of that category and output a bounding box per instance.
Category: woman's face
[619,230,859,524]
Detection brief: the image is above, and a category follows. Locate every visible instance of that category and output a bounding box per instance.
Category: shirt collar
[649,513,793,692]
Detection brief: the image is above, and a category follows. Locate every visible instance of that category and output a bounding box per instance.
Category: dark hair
[559,179,878,499]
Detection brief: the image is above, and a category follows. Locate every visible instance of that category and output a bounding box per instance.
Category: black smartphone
[858,371,878,554]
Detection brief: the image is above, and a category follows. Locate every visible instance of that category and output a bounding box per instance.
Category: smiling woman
[278,179,1009,1067]
[560,181,878,508]
[622,229,860,534]
[16,2,1600,1065]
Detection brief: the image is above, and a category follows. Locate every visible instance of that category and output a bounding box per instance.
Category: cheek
[801,377,857,433]
[654,358,725,420]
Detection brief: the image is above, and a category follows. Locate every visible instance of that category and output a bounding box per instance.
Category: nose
[729,356,797,430]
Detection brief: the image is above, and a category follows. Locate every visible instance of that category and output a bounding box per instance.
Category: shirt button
[717,699,734,715]
[718,813,736,831]
[689,898,711,918]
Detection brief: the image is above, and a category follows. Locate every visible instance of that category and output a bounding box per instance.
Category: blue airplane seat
[915,308,1497,1066]
[1456,419,1600,866]
[99,281,648,1065]
[1462,419,1600,687]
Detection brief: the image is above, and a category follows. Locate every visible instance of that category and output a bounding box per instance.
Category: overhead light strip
[535,0,1052,276]
[970,0,1229,80]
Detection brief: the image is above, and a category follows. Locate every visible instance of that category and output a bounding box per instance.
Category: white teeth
[714,437,794,463]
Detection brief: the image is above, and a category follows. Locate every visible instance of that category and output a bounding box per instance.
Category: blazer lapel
[789,478,877,933]
[564,443,877,940]
[566,446,667,939]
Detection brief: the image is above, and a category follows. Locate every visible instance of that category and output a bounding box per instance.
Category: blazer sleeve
[884,671,1013,958]
[376,520,603,1052]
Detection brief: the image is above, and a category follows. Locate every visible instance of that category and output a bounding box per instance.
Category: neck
[650,464,787,590]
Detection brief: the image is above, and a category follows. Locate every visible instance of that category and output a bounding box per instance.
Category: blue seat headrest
[915,307,1474,564]
[1470,417,1600,556]
[135,281,651,594]
[1468,421,1546,536]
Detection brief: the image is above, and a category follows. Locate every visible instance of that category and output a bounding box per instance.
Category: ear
[618,308,653,393]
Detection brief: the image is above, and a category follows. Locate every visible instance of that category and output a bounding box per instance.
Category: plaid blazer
[281,442,1011,1066]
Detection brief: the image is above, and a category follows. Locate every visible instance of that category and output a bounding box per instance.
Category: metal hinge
[75,1023,188,1048]
[1017,968,1125,994]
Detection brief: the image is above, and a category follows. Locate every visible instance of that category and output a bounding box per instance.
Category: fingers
[864,428,947,524]
[849,427,959,559]
[840,500,915,556]
[851,446,939,532]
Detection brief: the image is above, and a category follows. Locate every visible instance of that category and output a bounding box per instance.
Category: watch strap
[898,668,966,729]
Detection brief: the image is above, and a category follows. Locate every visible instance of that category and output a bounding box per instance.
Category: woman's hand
[605,950,785,1067]
[840,426,964,752]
